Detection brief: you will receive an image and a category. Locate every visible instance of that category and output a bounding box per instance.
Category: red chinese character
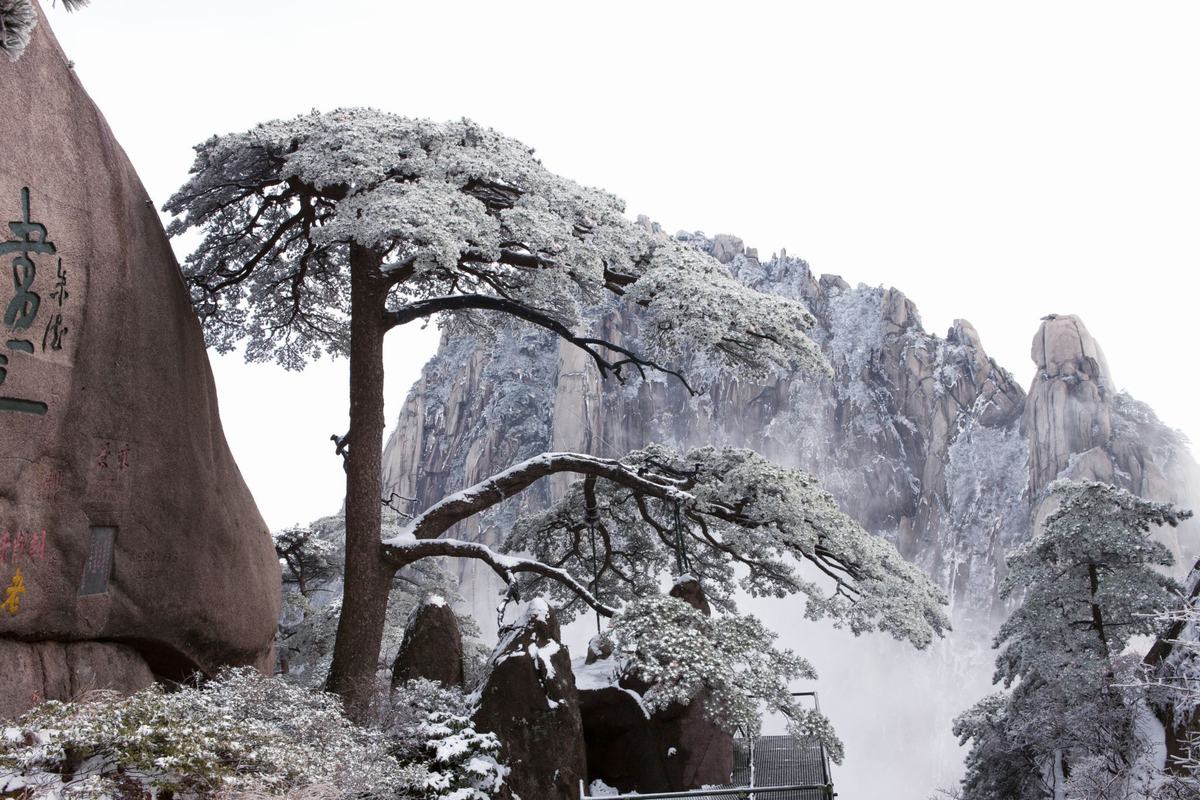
[95,442,110,469]
[27,530,46,561]
[117,444,131,471]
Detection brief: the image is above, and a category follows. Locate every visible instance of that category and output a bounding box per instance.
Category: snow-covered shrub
[0,668,415,798]
[0,670,508,800]
[384,679,507,800]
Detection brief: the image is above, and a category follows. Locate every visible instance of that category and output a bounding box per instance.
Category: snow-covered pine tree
[955,480,1191,799]
[165,109,929,719]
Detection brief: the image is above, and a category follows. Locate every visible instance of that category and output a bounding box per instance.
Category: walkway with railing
[579,692,835,800]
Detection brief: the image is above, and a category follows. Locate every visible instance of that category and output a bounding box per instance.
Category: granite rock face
[391,597,465,689]
[0,4,279,717]
[380,235,1198,628]
[473,601,586,800]
[1023,314,1196,562]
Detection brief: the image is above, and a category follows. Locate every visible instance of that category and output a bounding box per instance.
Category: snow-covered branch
[380,536,618,617]
[384,294,696,393]
[382,444,949,650]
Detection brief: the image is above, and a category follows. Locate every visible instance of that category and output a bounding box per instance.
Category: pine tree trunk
[326,243,395,722]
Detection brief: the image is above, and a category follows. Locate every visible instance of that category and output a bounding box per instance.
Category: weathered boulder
[0,639,154,719]
[578,673,736,793]
[0,3,279,718]
[391,595,464,689]
[669,576,711,616]
[473,600,586,800]
[578,580,733,793]
[577,679,668,791]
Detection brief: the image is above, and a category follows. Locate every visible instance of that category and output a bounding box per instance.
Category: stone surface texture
[0,4,279,718]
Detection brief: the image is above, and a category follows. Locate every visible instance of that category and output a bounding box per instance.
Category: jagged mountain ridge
[381,230,1199,626]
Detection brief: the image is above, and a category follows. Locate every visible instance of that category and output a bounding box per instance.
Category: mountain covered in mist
[380,228,1200,629]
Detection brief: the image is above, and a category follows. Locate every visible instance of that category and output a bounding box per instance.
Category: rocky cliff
[0,4,280,718]
[381,231,1199,629]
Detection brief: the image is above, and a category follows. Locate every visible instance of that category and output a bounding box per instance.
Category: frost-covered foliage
[506,444,950,649]
[0,668,419,799]
[1111,390,1192,482]
[995,481,1186,692]
[941,419,1029,618]
[596,596,844,764]
[384,680,507,800]
[164,108,825,380]
[275,522,340,597]
[955,481,1192,799]
[824,284,893,435]
[1142,578,1200,792]
[277,512,478,686]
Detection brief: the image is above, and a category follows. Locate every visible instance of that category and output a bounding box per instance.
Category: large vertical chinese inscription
[0,186,67,415]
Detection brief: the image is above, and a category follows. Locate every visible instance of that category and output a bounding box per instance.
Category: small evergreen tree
[955,480,1191,799]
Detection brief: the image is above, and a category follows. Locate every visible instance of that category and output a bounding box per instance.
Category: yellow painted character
[1,569,26,615]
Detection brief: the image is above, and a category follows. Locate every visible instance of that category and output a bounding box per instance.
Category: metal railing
[579,782,834,799]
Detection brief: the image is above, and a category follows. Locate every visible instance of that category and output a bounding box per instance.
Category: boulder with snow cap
[391,594,465,689]
[472,599,586,800]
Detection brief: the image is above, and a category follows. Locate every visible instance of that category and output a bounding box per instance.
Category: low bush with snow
[0,669,505,800]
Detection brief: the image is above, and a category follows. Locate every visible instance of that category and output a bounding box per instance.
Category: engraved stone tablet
[79,526,115,596]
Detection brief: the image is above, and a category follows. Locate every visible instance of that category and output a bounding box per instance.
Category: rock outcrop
[1023,314,1196,562]
[0,4,279,717]
[473,600,586,800]
[391,595,465,689]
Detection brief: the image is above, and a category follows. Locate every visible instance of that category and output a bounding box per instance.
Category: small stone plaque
[78,525,115,596]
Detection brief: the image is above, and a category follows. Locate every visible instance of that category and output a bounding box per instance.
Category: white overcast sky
[43,1,1200,530]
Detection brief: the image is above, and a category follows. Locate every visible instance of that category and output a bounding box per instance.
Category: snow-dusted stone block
[391,594,465,689]
[0,2,279,718]
[473,599,586,800]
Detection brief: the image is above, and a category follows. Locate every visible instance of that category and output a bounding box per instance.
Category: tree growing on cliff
[955,481,1190,800]
[165,109,941,718]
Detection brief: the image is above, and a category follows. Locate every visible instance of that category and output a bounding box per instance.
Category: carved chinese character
[0,531,9,564]
[0,188,55,416]
[117,444,131,471]
[96,442,110,469]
